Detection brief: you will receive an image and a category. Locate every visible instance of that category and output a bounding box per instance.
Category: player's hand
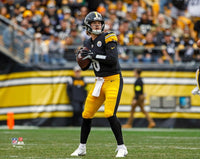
[81,50,95,60]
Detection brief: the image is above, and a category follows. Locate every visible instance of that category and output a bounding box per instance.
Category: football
[197,39,200,48]
[76,47,91,70]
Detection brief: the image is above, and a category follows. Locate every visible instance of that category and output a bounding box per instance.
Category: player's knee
[104,112,113,118]
[82,111,93,119]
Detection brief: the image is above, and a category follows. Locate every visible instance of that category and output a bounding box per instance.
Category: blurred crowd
[0,0,200,65]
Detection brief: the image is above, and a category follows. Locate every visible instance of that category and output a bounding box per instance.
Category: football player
[71,11,128,157]
[192,66,200,96]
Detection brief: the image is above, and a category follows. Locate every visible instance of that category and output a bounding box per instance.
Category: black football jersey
[83,32,121,77]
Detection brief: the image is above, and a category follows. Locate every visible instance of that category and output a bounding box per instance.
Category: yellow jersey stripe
[105,33,118,43]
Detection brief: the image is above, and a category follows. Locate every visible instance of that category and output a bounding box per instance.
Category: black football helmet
[83,11,105,35]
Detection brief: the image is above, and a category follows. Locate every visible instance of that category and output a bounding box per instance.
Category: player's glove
[81,50,95,60]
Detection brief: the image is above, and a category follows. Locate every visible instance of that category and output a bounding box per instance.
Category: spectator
[23,10,33,24]
[45,2,59,27]
[65,0,84,16]
[155,13,172,30]
[20,19,35,35]
[131,35,144,63]
[30,33,49,64]
[161,31,177,64]
[74,10,84,31]
[117,20,131,46]
[127,3,138,21]
[4,0,15,17]
[63,36,76,61]
[56,20,70,40]
[57,8,64,22]
[137,11,154,36]
[128,0,145,19]
[187,0,200,17]
[14,30,26,60]
[152,25,165,45]
[187,0,200,39]
[29,3,43,30]
[171,0,187,19]
[40,14,51,29]
[32,0,43,11]
[104,19,113,32]
[67,65,87,126]
[126,9,138,34]
[146,7,154,22]
[0,6,10,18]
[143,32,158,63]
[170,18,184,41]
[115,0,127,20]
[62,7,75,23]
[2,25,14,49]
[48,33,66,65]
[41,25,54,40]
[79,6,88,21]
[107,9,119,33]
[13,4,24,23]
[2,17,18,50]
[70,28,83,46]
[159,0,172,14]
[176,34,197,62]
[117,20,133,63]
[194,20,200,39]
[118,45,131,64]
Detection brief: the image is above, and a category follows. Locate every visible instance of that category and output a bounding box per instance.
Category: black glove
[81,49,95,60]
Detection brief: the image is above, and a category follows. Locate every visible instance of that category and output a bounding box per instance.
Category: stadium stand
[0,0,199,67]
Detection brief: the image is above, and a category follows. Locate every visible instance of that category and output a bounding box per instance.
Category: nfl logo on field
[12,138,18,147]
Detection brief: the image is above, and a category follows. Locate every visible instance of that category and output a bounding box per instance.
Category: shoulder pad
[105,32,118,44]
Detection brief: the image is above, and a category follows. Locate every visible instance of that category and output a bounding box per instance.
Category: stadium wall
[0,52,200,128]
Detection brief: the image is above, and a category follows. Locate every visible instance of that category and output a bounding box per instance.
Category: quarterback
[71,11,128,157]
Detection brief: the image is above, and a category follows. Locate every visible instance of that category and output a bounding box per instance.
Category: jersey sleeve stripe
[105,33,118,44]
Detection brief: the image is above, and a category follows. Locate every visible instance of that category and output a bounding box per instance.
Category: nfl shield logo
[12,138,18,146]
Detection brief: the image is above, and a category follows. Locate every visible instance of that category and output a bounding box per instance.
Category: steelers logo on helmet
[84,11,105,35]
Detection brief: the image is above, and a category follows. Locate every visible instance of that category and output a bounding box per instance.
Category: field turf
[0,127,200,159]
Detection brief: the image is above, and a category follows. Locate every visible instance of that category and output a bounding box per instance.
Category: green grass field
[0,127,200,159]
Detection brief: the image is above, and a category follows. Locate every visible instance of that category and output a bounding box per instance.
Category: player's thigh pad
[82,84,105,119]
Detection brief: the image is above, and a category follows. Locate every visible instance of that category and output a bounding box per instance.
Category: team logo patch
[97,41,102,47]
